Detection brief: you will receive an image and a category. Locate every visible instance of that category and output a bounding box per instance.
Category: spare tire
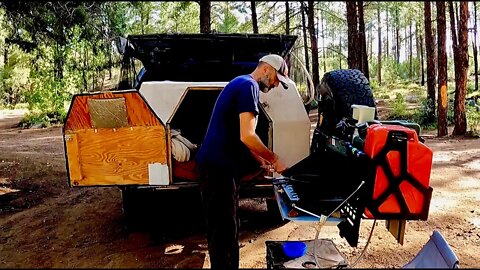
[311,69,376,152]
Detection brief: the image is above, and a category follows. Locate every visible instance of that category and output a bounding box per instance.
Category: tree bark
[395,6,400,63]
[452,2,469,135]
[409,20,413,78]
[285,1,290,35]
[53,42,64,81]
[474,1,479,91]
[377,4,382,84]
[285,1,291,71]
[300,2,310,73]
[449,1,459,84]
[448,0,462,134]
[199,1,211,33]
[358,1,369,80]
[251,1,258,34]
[369,21,373,59]
[307,0,319,93]
[346,1,359,69]
[424,1,436,123]
[82,46,88,93]
[405,26,408,64]
[321,9,327,73]
[140,6,145,34]
[436,1,448,137]
[3,44,8,68]
[418,28,425,86]
[339,36,342,69]
[108,48,113,80]
[386,7,389,57]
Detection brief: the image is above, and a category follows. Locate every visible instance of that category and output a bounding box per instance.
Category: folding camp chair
[403,230,459,268]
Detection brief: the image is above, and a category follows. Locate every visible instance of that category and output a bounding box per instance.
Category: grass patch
[19,110,66,128]
[466,101,480,136]
[377,81,479,135]
[373,80,427,104]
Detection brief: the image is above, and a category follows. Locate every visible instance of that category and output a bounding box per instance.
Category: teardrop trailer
[62,33,438,267]
[62,33,311,226]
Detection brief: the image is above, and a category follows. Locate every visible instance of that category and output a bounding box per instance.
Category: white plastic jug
[351,104,375,124]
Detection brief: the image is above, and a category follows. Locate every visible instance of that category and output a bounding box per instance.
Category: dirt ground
[0,107,479,268]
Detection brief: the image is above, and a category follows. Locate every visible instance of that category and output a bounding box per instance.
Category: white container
[351,104,375,124]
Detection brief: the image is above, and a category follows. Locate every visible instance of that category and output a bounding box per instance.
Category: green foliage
[159,2,199,33]
[447,97,455,125]
[412,97,436,128]
[25,67,70,113]
[387,93,412,120]
[466,81,476,94]
[415,97,432,123]
[369,56,423,83]
[215,3,240,33]
[0,1,475,138]
[19,109,66,128]
[466,101,480,135]
[296,81,309,96]
[129,2,156,34]
[0,46,32,107]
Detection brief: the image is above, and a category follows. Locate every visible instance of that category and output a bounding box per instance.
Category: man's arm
[239,111,287,173]
[250,150,268,166]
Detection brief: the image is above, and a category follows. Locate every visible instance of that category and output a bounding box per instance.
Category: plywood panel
[64,133,82,182]
[65,91,161,130]
[125,92,161,126]
[65,95,92,130]
[71,126,167,186]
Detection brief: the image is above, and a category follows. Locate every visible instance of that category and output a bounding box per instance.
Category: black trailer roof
[125,33,298,82]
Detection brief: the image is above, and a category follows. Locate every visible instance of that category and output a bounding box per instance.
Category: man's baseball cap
[259,54,289,89]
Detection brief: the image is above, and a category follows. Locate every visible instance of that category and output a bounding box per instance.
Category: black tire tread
[318,69,376,135]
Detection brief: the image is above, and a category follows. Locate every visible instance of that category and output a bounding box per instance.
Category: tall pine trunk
[251,1,258,34]
[396,7,400,63]
[339,36,342,69]
[285,1,290,35]
[424,1,436,123]
[285,1,291,70]
[409,20,413,79]
[474,1,479,91]
[436,1,448,137]
[377,4,382,85]
[307,1,319,91]
[453,2,469,135]
[321,10,327,73]
[369,22,373,58]
[386,7,389,57]
[200,1,211,33]
[346,1,359,69]
[82,46,88,93]
[405,26,408,64]
[416,24,425,85]
[300,2,310,73]
[358,1,369,80]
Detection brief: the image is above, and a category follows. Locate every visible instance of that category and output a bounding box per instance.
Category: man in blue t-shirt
[196,54,289,270]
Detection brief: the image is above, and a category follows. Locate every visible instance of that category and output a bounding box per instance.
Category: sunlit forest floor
[0,81,479,268]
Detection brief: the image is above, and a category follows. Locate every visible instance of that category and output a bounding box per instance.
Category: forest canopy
[0,1,479,135]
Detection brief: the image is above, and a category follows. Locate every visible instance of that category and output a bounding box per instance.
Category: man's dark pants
[200,167,240,270]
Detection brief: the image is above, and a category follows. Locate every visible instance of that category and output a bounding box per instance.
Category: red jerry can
[363,124,433,220]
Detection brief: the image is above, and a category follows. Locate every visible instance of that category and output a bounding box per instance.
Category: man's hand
[250,150,268,167]
[272,156,288,174]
